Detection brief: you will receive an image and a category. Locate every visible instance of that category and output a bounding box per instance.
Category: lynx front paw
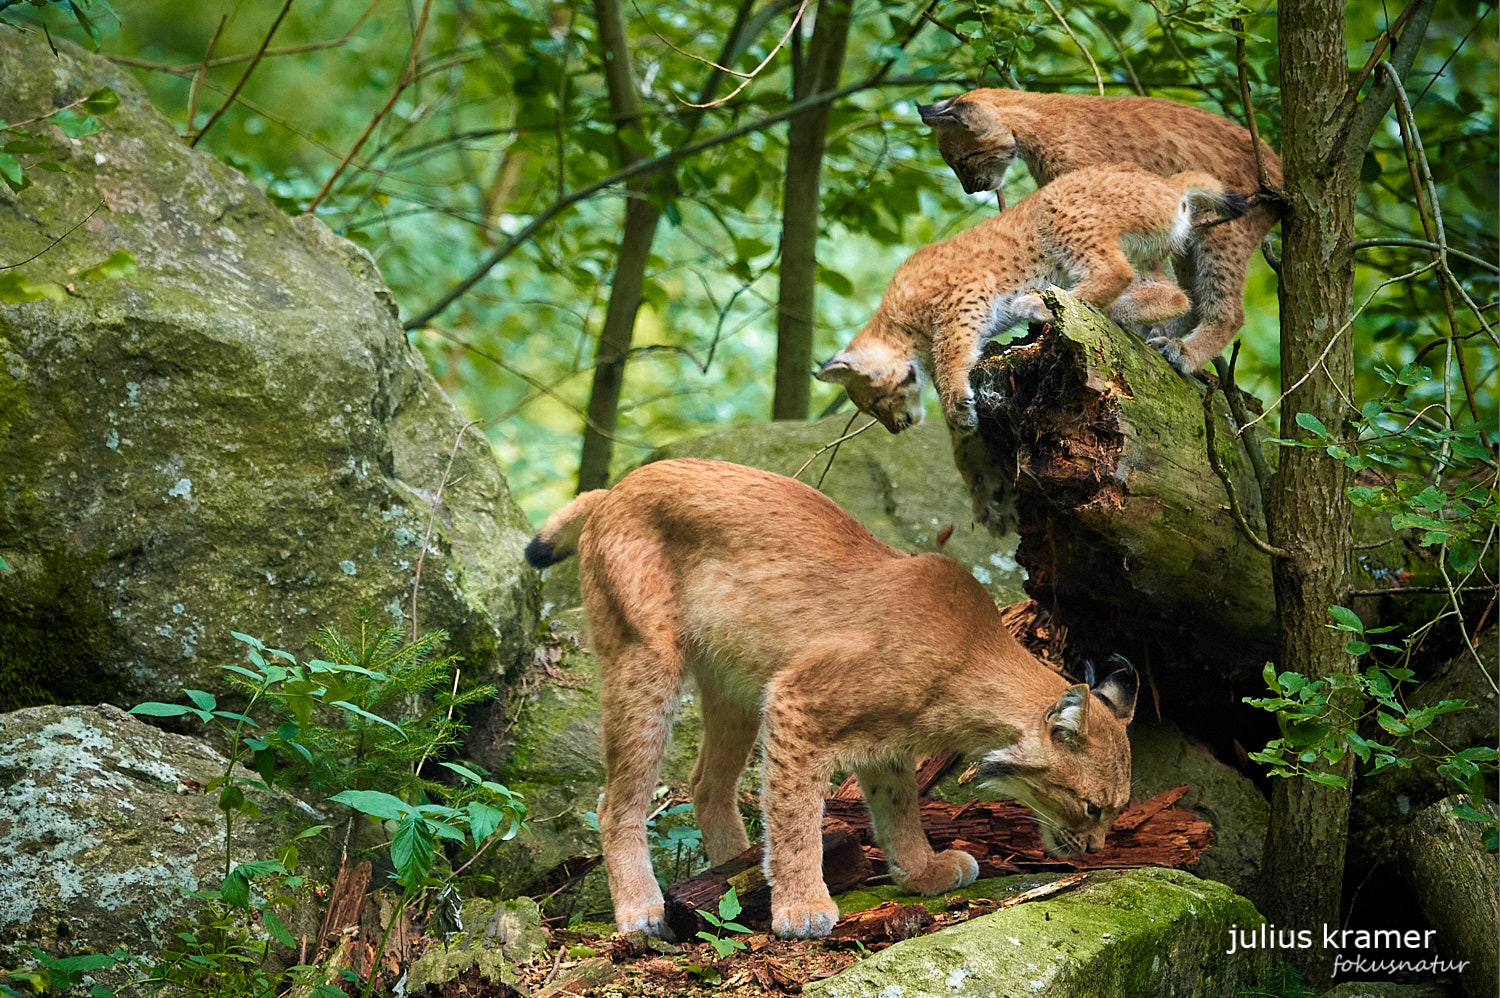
[615,904,672,940]
[1015,291,1055,322]
[771,897,840,939]
[898,849,980,895]
[944,393,979,431]
[1144,334,1194,375]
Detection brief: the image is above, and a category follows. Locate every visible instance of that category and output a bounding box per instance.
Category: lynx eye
[1083,802,1102,819]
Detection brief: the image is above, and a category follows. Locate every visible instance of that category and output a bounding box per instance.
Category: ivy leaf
[1326,605,1364,632]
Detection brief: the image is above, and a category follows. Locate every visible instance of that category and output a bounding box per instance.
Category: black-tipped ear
[1082,659,1097,688]
[1093,656,1138,721]
[917,97,965,127]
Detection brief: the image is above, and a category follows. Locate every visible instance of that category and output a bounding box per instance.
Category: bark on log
[663,816,873,940]
[962,290,1280,712]
[663,786,1212,934]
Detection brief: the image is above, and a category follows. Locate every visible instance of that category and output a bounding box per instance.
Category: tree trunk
[577,0,763,491]
[1258,1,1359,977]
[772,0,852,420]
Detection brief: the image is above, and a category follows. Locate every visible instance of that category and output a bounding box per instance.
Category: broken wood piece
[827,902,934,945]
[662,817,872,940]
[1112,784,1189,832]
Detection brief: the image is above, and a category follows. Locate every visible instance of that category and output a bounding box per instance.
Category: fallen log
[663,786,1212,931]
[962,290,1282,717]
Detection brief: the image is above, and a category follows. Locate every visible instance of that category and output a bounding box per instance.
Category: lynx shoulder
[918,88,1283,372]
[527,459,1136,939]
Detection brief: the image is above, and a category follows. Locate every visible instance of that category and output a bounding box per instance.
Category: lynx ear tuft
[1093,656,1138,722]
[816,353,862,385]
[917,97,966,127]
[1047,683,1091,745]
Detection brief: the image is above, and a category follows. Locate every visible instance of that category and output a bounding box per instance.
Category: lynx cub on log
[816,163,1246,433]
[526,459,1137,939]
[918,88,1283,372]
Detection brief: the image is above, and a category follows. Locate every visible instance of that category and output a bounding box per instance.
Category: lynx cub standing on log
[816,163,1246,433]
[526,459,1137,939]
[918,88,1283,373]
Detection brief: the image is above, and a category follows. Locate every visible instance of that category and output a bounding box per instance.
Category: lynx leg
[598,644,683,938]
[688,679,759,865]
[949,423,1017,537]
[857,758,978,895]
[761,676,840,939]
[1107,272,1191,328]
[1157,214,1267,371]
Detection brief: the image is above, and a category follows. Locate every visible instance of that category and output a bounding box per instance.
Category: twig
[791,415,877,481]
[1230,16,1282,202]
[186,16,228,136]
[1078,7,1144,95]
[1240,262,1438,433]
[542,946,567,986]
[676,0,810,108]
[632,0,753,78]
[1346,586,1496,597]
[1039,0,1103,96]
[306,0,434,210]
[0,201,104,271]
[1352,238,1499,274]
[1203,384,1290,558]
[815,411,859,490]
[1212,343,1272,496]
[191,0,295,148]
[411,419,479,640]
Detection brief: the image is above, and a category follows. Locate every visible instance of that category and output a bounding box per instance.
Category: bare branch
[190,0,295,148]
[1338,0,1434,171]
[1203,385,1290,559]
[1039,0,1103,96]
[677,0,810,108]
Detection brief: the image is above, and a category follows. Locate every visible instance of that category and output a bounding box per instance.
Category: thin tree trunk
[772,0,852,420]
[1261,0,1357,977]
[577,0,762,491]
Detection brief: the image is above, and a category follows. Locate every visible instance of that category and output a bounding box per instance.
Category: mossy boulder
[0,704,327,974]
[1400,796,1498,998]
[0,30,537,710]
[404,896,549,993]
[812,868,1275,998]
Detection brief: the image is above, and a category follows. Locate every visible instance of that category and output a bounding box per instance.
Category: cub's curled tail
[1168,170,1250,228]
[524,489,609,568]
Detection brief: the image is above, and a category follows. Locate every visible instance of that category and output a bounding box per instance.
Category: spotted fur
[529,460,1137,939]
[918,88,1282,372]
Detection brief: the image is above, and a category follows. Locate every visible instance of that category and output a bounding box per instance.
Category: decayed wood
[663,816,873,939]
[662,786,1211,931]
[963,290,1281,702]
[316,860,371,946]
[826,902,933,944]
[824,784,1213,878]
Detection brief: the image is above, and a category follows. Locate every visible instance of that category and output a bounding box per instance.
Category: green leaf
[262,910,296,948]
[718,885,742,922]
[184,689,217,711]
[218,785,246,812]
[1295,412,1329,437]
[438,761,484,783]
[128,702,194,717]
[330,700,408,738]
[329,789,410,821]
[0,152,28,192]
[1305,771,1348,789]
[78,249,137,281]
[80,87,120,116]
[0,272,67,302]
[1448,539,1479,575]
[221,869,250,908]
[391,813,435,886]
[1327,605,1363,633]
[53,109,102,139]
[465,801,508,843]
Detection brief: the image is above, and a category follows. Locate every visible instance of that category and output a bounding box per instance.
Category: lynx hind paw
[615,904,672,940]
[944,394,980,431]
[771,898,841,939]
[1015,290,1055,322]
[899,849,981,895]
[1144,334,1195,375]
[973,479,1019,537]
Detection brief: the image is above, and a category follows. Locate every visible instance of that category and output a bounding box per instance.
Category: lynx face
[816,351,925,433]
[975,663,1137,856]
[918,97,1017,200]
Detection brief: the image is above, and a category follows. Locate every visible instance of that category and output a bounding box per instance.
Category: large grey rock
[1127,722,1269,900]
[1400,796,1498,998]
[0,704,326,973]
[809,868,1274,998]
[1350,631,1498,872]
[0,31,537,710]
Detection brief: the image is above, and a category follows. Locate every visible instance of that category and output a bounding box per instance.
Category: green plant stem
[361,889,415,998]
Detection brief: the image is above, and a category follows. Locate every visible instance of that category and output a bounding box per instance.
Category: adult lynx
[526,459,1137,939]
[918,88,1282,372]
